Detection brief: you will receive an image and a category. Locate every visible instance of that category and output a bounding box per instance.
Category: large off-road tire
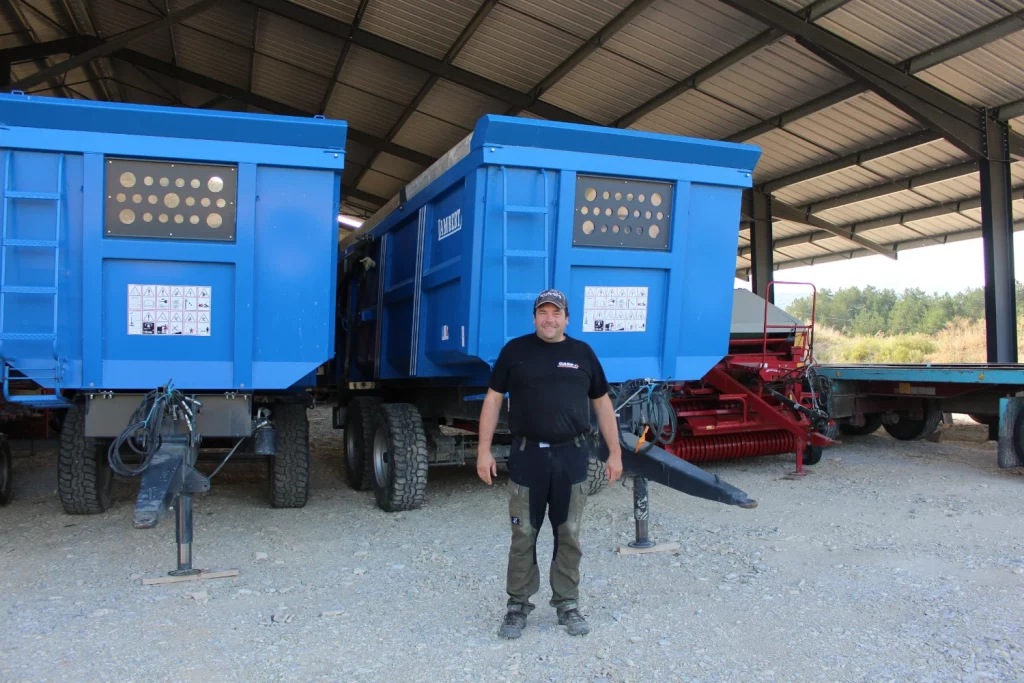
[585,455,609,495]
[1012,410,1024,467]
[269,403,310,508]
[344,397,378,491]
[370,403,428,512]
[0,436,12,506]
[840,413,883,436]
[883,401,943,441]
[58,404,113,514]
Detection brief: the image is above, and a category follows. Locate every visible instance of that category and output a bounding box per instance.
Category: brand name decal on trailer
[437,209,462,241]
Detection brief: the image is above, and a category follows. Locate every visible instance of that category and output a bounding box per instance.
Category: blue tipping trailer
[0,93,346,573]
[333,115,762,525]
[823,362,1024,469]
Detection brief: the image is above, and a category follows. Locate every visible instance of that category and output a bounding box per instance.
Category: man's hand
[476,389,504,485]
[605,451,623,484]
[477,447,498,485]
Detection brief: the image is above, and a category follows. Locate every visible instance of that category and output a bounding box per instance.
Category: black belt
[514,434,584,451]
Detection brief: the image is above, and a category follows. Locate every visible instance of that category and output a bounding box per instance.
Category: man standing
[476,288,623,639]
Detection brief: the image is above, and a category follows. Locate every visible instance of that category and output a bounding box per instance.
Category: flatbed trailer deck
[822,362,1024,469]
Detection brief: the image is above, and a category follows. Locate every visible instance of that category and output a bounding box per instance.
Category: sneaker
[498,605,528,639]
[557,607,590,636]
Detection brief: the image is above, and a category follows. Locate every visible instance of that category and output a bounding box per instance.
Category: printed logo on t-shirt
[557,361,579,370]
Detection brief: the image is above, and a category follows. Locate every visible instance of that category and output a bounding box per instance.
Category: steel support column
[979,114,1017,367]
[748,189,774,302]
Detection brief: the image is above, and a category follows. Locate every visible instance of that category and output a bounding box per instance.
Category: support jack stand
[616,476,680,556]
[132,434,238,585]
[785,447,809,480]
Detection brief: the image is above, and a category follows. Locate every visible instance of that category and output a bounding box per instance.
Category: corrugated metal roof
[540,47,675,124]
[502,0,631,39]
[778,242,830,261]
[917,32,1024,108]
[631,88,759,140]
[453,4,583,92]
[256,11,343,78]
[324,82,407,137]
[12,0,1024,275]
[774,165,886,206]
[417,79,505,129]
[911,173,983,204]
[113,61,175,106]
[9,0,68,42]
[172,26,251,90]
[604,0,766,82]
[337,46,430,105]
[361,0,479,60]
[358,169,408,199]
[700,37,849,121]
[170,0,255,49]
[251,53,329,112]
[747,128,835,181]
[903,211,980,235]
[90,0,155,38]
[771,220,812,240]
[817,0,1009,65]
[128,31,176,64]
[372,152,425,181]
[287,0,363,23]
[860,138,968,179]
[392,111,471,157]
[817,189,947,225]
[782,92,919,158]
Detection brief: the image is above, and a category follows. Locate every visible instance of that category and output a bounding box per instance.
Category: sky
[735,232,1024,305]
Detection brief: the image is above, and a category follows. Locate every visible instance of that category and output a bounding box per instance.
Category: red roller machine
[658,283,837,475]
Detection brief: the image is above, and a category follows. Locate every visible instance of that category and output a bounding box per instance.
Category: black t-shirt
[487,333,610,443]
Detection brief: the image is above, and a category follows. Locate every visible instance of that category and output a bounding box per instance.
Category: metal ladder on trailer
[0,150,70,407]
[500,167,550,344]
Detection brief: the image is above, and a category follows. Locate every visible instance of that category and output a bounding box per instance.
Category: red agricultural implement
[637,283,837,475]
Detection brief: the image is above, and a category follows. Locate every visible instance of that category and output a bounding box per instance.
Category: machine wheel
[343,397,378,491]
[585,455,609,495]
[802,446,823,466]
[883,402,943,441]
[371,403,428,512]
[57,404,113,514]
[0,436,12,506]
[840,414,883,436]
[269,403,310,508]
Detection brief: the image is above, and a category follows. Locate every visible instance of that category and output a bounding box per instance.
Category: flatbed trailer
[823,362,1024,469]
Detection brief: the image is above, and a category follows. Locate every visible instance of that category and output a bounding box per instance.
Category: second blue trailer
[333,115,762,514]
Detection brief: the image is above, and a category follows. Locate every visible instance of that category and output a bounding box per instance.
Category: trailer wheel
[58,404,113,514]
[1012,409,1024,467]
[969,414,997,427]
[371,403,428,512]
[585,455,609,495]
[0,436,12,506]
[269,403,310,508]
[343,397,378,491]
[840,414,883,436]
[883,402,942,441]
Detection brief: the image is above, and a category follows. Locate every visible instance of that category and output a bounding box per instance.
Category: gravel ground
[2,409,1023,683]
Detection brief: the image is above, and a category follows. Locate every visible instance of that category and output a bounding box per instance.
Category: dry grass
[810,317,1024,364]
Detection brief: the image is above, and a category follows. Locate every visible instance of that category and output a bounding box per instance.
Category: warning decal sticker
[582,286,648,333]
[128,284,212,336]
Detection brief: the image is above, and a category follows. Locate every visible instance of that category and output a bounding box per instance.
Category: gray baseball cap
[534,288,568,313]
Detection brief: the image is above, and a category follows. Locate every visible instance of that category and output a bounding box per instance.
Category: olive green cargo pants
[504,439,589,613]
